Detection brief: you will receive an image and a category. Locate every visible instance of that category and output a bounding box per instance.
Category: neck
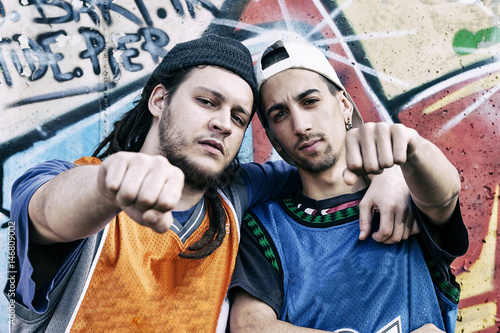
[175,186,207,211]
[298,161,367,201]
[139,121,159,155]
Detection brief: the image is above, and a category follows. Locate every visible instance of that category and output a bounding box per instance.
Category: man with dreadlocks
[9,35,413,332]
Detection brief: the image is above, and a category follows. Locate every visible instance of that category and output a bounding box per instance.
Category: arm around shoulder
[230,290,328,333]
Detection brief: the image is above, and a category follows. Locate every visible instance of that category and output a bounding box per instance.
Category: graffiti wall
[0,0,498,331]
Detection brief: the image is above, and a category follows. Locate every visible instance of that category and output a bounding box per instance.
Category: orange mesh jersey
[67,157,240,332]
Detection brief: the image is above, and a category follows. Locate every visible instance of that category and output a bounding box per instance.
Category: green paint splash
[453,27,500,55]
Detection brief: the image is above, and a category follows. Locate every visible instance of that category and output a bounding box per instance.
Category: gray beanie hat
[147,34,258,105]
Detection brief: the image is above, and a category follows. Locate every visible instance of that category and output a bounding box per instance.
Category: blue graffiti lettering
[171,0,186,17]
[26,0,52,26]
[0,0,5,28]
[37,31,75,82]
[186,1,195,18]
[32,0,73,25]
[117,34,143,72]
[79,27,106,75]
[134,0,153,26]
[21,47,39,79]
[0,44,13,86]
[94,0,143,26]
[138,27,169,63]
[22,37,49,81]
[28,0,143,27]
[187,0,220,17]
[78,3,100,25]
[0,0,222,86]
[9,50,23,75]
[1,26,171,86]
[9,35,50,82]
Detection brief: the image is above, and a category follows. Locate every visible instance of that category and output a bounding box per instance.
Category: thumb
[410,218,420,235]
[142,210,173,233]
[358,203,373,240]
[343,168,360,186]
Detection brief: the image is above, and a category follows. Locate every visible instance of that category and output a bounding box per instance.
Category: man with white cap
[229,40,469,332]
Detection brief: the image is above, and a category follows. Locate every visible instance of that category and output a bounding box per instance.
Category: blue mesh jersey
[230,188,468,332]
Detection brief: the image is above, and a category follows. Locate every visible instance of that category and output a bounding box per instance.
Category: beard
[292,133,339,173]
[158,108,234,191]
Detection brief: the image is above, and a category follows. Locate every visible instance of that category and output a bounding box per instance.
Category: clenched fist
[343,122,419,184]
[98,152,185,233]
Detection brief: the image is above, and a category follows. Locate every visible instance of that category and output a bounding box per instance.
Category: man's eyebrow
[295,89,319,102]
[234,105,250,117]
[267,103,285,117]
[196,86,225,102]
[266,89,320,116]
[197,86,251,116]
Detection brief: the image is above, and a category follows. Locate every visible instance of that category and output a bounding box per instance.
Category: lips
[297,138,322,151]
[200,139,224,155]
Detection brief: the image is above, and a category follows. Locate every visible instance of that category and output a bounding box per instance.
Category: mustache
[194,133,227,156]
[293,133,326,150]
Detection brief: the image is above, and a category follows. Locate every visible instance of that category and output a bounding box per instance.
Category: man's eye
[304,98,319,106]
[197,98,215,107]
[272,110,286,122]
[232,114,246,126]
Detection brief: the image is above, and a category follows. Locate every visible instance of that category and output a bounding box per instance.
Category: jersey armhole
[243,210,283,282]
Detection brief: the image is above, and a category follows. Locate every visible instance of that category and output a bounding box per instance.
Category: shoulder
[15,159,76,183]
[413,197,468,258]
[11,159,77,213]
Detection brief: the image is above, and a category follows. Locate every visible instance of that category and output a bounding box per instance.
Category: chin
[194,157,229,175]
[298,157,336,173]
[198,158,227,174]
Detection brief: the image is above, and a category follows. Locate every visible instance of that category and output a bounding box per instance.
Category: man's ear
[339,91,353,124]
[149,84,167,118]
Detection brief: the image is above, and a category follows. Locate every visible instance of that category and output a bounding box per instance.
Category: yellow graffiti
[456,184,498,297]
[456,302,497,332]
[455,184,498,332]
[422,72,500,114]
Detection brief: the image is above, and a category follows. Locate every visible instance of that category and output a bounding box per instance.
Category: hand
[359,167,419,243]
[344,121,459,227]
[345,123,420,243]
[98,151,185,233]
[410,324,445,332]
[343,122,418,184]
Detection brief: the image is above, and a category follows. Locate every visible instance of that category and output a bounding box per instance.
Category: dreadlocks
[92,68,194,159]
[178,191,226,259]
[178,160,240,259]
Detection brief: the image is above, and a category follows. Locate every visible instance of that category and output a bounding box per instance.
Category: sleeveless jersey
[67,197,239,332]
[246,193,459,332]
[61,157,239,332]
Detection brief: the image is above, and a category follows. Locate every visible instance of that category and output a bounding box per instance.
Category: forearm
[232,316,325,333]
[231,291,328,333]
[29,165,119,244]
[402,135,460,224]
